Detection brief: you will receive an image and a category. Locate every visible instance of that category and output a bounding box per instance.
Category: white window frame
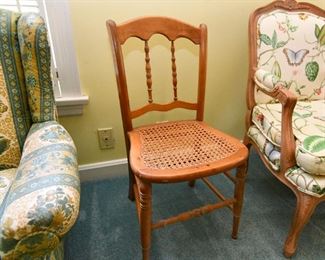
[37,0,88,116]
[0,0,88,116]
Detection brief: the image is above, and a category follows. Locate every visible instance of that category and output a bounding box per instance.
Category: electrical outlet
[98,128,114,149]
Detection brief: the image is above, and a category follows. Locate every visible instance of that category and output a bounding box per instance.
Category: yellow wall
[61,0,325,165]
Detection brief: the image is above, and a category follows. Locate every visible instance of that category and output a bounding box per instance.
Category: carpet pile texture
[65,151,325,259]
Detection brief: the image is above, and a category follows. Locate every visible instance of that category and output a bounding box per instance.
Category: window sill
[55,96,89,116]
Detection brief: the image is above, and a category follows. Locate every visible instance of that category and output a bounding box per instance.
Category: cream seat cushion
[248,126,325,197]
[252,100,325,175]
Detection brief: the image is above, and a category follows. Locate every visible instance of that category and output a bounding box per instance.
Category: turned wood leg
[283,194,318,258]
[243,134,252,149]
[232,162,247,239]
[188,180,196,187]
[138,179,152,260]
[128,164,136,201]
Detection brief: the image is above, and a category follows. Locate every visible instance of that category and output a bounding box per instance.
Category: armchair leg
[138,179,152,260]
[284,194,318,257]
[232,162,248,239]
[243,134,251,149]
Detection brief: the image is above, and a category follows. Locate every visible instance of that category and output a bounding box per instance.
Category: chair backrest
[247,0,325,107]
[107,17,207,134]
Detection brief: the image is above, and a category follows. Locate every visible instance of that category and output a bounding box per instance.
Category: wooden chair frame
[107,17,248,259]
[244,0,325,257]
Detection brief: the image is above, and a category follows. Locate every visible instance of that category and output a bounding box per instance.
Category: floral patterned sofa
[244,0,324,257]
[0,9,80,259]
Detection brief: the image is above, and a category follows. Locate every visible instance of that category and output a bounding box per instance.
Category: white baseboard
[79,158,128,182]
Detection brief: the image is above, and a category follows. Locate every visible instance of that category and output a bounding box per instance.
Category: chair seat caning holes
[137,121,239,169]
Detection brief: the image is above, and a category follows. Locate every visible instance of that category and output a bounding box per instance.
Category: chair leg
[283,193,318,258]
[243,134,251,149]
[188,180,196,187]
[138,179,152,260]
[232,162,247,239]
[128,164,135,201]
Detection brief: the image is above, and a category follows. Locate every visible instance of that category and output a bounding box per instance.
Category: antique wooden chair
[107,17,248,259]
[244,0,325,257]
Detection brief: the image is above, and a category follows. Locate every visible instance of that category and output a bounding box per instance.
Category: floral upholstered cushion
[0,10,32,169]
[0,65,21,170]
[248,126,281,171]
[248,125,325,197]
[255,10,325,104]
[252,100,325,147]
[0,168,17,207]
[0,121,80,259]
[286,167,325,197]
[252,100,325,175]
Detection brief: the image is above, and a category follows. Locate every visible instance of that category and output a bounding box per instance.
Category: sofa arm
[18,12,57,123]
[0,121,80,259]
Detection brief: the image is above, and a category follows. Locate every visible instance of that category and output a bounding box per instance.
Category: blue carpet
[64,151,325,259]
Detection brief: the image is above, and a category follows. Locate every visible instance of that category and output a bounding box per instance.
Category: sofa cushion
[255,10,325,104]
[248,125,325,197]
[248,126,281,171]
[252,100,325,175]
[0,168,17,207]
[0,10,32,169]
[286,167,325,198]
[0,64,22,169]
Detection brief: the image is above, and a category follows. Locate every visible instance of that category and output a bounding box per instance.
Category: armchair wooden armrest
[254,71,298,172]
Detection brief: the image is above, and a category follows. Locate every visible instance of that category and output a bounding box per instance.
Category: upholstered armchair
[244,0,324,257]
[0,9,80,259]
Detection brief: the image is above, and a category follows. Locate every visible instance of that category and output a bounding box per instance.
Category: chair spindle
[144,40,153,103]
[171,41,178,101]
